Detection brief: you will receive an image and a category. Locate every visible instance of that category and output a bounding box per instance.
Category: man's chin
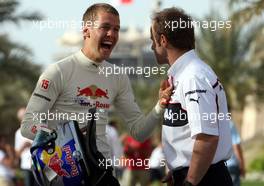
[156,59,168,65]
[99,53,111,61]
[155,55,168,65]
[100,50,112,59]
[155,57,164,65]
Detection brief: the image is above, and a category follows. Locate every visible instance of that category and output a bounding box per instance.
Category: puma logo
[190,97,200,104]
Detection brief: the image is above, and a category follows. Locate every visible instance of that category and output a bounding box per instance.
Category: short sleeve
[183,76,219,137]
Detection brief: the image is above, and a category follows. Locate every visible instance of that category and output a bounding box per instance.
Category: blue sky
[2,0,224,67]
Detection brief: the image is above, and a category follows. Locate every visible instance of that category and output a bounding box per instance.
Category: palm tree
[229,0,264,102]
[0,0,41,24]
[0,0,42,80]
[0,0,42,135]
[196,12,263,109]
[229,0,264,24]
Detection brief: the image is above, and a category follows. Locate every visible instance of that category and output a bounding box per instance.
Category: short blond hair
[82,3,119,24]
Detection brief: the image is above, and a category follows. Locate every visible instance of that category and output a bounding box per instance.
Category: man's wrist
[155,101,165,115]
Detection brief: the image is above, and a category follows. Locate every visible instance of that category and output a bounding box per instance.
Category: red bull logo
[77,85,109,99]
[77,87,93,97]
[41,146,70,178]
[94,88,109,99]
[48,153,70,177]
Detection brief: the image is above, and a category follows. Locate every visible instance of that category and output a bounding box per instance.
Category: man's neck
[168,48,188,66]
[81,47,103,63]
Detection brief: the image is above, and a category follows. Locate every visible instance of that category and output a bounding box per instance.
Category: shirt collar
[75,50,104,69]
[167,49,197,76]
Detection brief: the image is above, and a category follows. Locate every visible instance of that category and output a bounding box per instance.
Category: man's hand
[186,134,219,185]
[162,170,174,186]
[233,144,246,178]
[159,78,173,108]
[240,166,246,178]
[31,124,52,135]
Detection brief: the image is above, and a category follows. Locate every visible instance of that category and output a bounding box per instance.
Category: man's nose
[107,28,118,38]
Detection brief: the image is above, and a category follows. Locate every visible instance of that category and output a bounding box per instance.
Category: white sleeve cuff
[191,126,219,138]
[154,102,165,116]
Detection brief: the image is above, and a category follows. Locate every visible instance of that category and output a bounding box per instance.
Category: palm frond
[0,0,42,24]
[230,0,264,24]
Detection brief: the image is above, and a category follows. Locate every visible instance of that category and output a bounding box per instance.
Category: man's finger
[163,84,173,99]
[161,75,174,90]
[160,98,169,105]
[160,79,169,90]
[165,83,173,92]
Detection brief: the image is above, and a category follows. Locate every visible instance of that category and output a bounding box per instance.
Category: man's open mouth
[101,41,113,50]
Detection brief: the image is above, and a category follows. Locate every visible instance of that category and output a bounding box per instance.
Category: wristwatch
[183,180,194,186]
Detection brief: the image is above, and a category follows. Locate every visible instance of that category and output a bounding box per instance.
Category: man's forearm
[186,134,219,185]
[129,102,163,141]
[234,144,245,176]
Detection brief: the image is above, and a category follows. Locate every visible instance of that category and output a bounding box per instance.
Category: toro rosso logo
[41,145,79,178]
[48,153,70,177]
[41,146,70,178]
[77,85,109,99]
[76,85,110,109]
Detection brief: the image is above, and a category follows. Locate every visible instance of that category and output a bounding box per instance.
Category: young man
[21,3,171,181]
[150,8,233,186]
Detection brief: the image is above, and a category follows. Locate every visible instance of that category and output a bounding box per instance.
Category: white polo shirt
[162,50,232,170]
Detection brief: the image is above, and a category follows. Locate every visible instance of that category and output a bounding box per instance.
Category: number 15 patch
[40,79,50,91]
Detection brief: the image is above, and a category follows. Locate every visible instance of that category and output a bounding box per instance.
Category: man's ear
[160,34,168,48]
[82,26,90,39]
